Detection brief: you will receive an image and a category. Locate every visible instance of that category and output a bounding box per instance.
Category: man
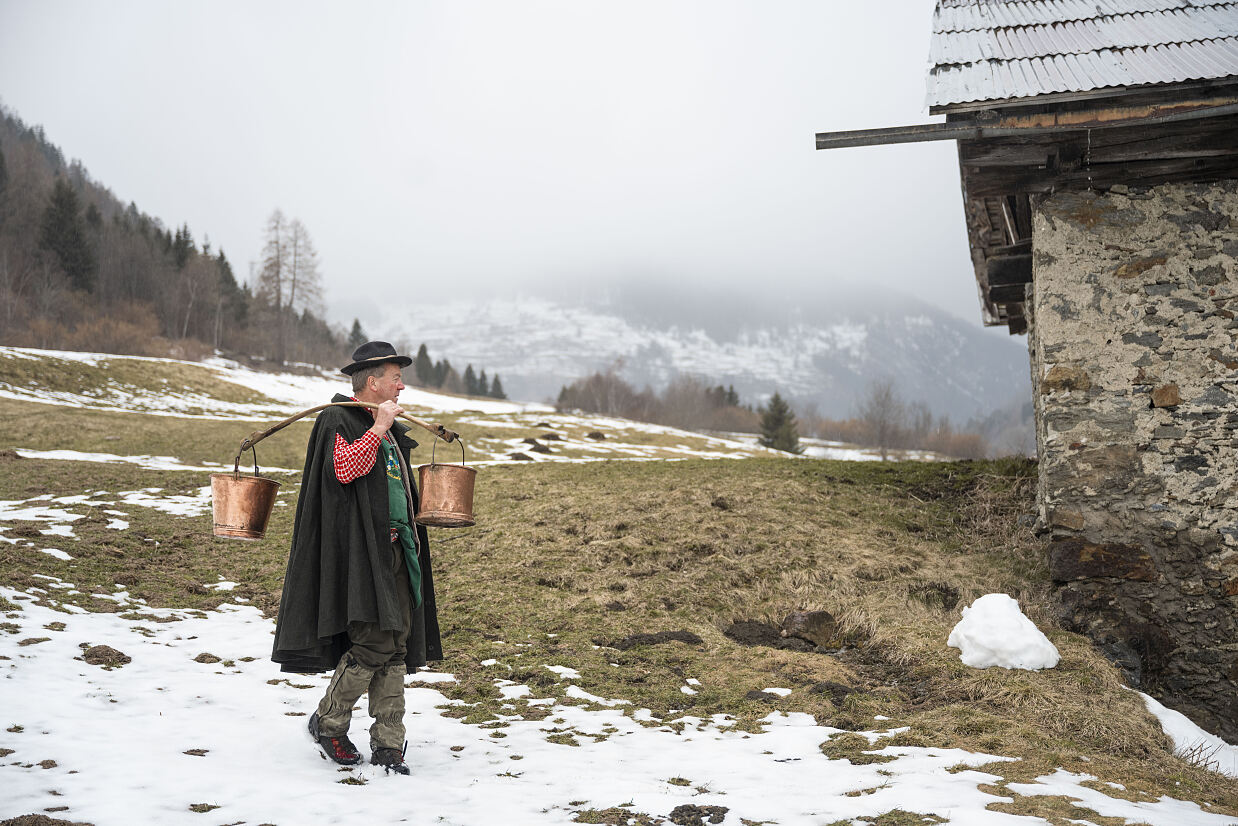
[271,341,441,776]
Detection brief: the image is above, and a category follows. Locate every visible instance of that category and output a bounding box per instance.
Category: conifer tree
[463,364,477,395]
[478,369,488,396]
[413,344,434,386]
[758,392,802,454]
[348,319,367,349]
[39,177,96,291]
[490,374,506,400]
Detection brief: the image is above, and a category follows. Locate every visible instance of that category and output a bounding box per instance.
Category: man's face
[369,363,405,404]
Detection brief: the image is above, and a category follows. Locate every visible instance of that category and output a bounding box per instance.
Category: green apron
[380,436,422,607]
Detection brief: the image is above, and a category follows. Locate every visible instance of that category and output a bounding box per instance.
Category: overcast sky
[0,0,1004,336]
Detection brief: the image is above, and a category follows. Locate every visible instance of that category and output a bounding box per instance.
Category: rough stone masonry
[1029,179,1238,742]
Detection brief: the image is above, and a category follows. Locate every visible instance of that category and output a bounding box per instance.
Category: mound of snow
[947,593,1060,671]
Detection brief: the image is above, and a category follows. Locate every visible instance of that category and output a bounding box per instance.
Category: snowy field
[3,584,1235,826]
[0,346,786,465]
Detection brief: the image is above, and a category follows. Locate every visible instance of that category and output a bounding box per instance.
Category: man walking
[271,341,441,775]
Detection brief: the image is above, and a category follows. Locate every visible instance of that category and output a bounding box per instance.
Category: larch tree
[856,378,906,461]
[255,210,323,364]
[256,209,288,362]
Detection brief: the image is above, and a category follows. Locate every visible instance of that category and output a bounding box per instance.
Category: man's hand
[371,400,403,436]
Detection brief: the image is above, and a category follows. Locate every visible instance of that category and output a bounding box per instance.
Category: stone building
[817,1,1238,740]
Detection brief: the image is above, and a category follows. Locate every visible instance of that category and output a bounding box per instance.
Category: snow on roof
[928,0,1238,109]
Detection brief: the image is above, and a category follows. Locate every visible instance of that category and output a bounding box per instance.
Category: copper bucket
[211,450,281,540]
[416,438,476,528]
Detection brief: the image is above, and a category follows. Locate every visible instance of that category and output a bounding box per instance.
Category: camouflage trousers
[315,541,412,751]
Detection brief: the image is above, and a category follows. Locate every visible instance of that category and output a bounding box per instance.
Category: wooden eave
[816,79,1238,334]
[955,81,1238,333]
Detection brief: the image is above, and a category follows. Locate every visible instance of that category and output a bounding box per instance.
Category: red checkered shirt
[332,398,392,484]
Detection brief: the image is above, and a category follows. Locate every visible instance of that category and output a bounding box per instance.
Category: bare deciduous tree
[856,377,906,461]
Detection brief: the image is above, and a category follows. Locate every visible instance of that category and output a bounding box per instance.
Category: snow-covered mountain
[382,286,1030,422]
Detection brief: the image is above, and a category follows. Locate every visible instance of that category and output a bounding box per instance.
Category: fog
[0,0,1000,336]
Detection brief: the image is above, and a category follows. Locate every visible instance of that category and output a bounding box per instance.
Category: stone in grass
[83,645,130,667]
[780,610,837,648]
[194,652,222,664]
[668,804,729,825]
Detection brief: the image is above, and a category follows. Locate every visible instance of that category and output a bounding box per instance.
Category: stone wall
[1029,179,1238,741]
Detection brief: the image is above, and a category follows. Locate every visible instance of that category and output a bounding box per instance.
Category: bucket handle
[233,444,262,479]
[430,435,467,468]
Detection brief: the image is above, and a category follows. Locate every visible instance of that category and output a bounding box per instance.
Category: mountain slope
[382,288,1030,421]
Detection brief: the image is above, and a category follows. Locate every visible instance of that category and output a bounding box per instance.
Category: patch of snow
[1008,769,1234,825]
[680,686,697,695]
[499,684,533,700]
[565,685,630,707]
[947,593,1060,670]
[39,524,76,538]
[544,664,580,680]
[105,518,129,530]
[203,581,238,592]
[763,687,792,697]
[38,548,73,561]
[406,670,457,684]
[116,486,213,517]
[1135,690,1238,778]
[14,449,249,473]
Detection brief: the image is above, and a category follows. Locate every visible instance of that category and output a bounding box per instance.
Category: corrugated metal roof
[928,0,1238,107]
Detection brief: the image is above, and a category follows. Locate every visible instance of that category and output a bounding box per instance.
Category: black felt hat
[341,341,413,376]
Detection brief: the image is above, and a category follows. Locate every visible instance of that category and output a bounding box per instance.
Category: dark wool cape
[271,394,442,673]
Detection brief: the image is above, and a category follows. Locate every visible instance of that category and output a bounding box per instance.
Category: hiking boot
[308,711,361,766]
[371,743,410,775]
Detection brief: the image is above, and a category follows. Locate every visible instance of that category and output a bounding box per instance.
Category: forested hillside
[0,105,342,366]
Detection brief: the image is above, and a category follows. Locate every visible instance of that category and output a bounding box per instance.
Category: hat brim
[341,355,413,376]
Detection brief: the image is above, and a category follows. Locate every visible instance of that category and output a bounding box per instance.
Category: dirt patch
[744,690,781,702]
[0,816,94,826]
[723,621,780,647]
[668,804,728,825]
[809,680,860,706]
[0,449,22,463]
[193,652,221,664]
[82,645,130,667]
[601,631,703,651]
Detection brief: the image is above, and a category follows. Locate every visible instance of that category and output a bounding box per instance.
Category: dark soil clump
[1,816,94,826]
[668,804,728,825]
[723,620,780,647]
[82,645,130,667]
[745,690,780,702]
